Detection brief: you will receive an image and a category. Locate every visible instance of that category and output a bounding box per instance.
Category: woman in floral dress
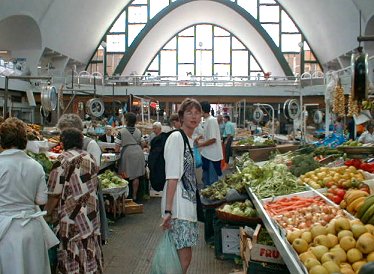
[45,128,103,274]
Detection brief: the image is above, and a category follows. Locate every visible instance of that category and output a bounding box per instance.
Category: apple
[366,251,374,262]
[364,224,374,234]
[335,217,351,232]
[310,223,327,238]
[322,261,341,273]
[299,251,316,263]
[351,224,368,239]
[313,235,332,248]
[301,231,312,244]
[352,260,367,272]
[340,267,355,274]
[310,245,329,260]
[309,265,328,274]
[286,229,302,244]
[320,252,339,264]
[292,238,308,254]
[356,232,374,254]
[340,236,356,251]
[304,257,321,270]
[327,234,339,247]
[330,246,347,263]
[338,230,354,241]
[326,219,336,235]
[347,248,363,263]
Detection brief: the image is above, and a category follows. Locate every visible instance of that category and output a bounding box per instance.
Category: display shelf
[246,187,307,274]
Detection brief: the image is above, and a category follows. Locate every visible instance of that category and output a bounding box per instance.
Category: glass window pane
[150,0,169,19]
[259,5,279,22]
[238,0,258,18]
[107,35,126,52]
[148,55,159,71]
[164,37,176,50]
[232,51,248,76]
[179,27,194,36]
[178,37,194,63]
[281,34,302,52]
[250,56,261,71]
[262,24,279,46]
[110,12,126,33]
[281,11,298,32]
[128,6,147,23]
[132,0,147,4]
[160,51,176,75]
[178,64,194,78]
[196,25,212,49]
[232,37,245,50]
[214,27,229,36]
[196,50,212,76]
[214,37,230,63]
[214,64,230,77]
[128,24,145,46]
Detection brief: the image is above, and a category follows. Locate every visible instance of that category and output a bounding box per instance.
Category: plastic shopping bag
[193,146,202,168]
[150,231,182,274]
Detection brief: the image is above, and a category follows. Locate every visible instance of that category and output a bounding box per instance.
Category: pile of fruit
[324,186,346,205]
[340,140,363,147]
[299,166,365,190]
[356,195,374,226]
[26,151,53,174]
[341,189,370,216]
[288,217,374,274]
[98,170,128,189]
[26,124,43,141]
[345,159,374,173]
[49,143,63,154]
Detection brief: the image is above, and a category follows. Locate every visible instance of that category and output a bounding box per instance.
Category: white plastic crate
[221,228,240,255]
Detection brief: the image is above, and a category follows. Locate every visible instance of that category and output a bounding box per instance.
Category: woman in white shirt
[161,98,202,274]
[358,124,374,144]
[0,117,58,274]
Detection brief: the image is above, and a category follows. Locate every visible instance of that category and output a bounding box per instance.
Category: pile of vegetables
[219,200,257,218]
[345,158,374,173]
[242,162,305,199]
[26,151,53,174]
[98,170,128,189]
[288,154,320,177]
[200,172,247,200]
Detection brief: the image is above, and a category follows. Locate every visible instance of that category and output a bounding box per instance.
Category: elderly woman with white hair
[99,125,115,143]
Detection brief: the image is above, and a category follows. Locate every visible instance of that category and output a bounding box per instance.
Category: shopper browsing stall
[115,112,145,202]
[358,123,374,144]
[45,128,103,273]
[161,98,202,274]
[223,115,235,164]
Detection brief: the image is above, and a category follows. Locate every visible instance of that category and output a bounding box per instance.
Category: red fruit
[326,181,335,188]
[335,188,346,198]
[331,195,342,204]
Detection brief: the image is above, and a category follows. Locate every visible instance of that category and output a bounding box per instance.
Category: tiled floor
[102,197,240,274]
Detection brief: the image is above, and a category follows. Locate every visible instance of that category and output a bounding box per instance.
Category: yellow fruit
[314,235,332,248]
[309,265,328,274]
[286,230,302,244]
[340,236,356,251]
[364,224,374,234]
[352,260,367,272]
[335,217,351,232]
[322,261,341,273]
[292,238,308,254]
[303,257,320,270]
[356,232,374,254]
[299,251,316,263]
[311,224,328,238]
[338,230,354,241]
[347,248,363,263]
[330,246,347,263]
[310,245,329,260]
[366,251,374,262]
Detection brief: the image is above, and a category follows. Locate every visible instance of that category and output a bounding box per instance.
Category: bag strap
[177,129,193,158]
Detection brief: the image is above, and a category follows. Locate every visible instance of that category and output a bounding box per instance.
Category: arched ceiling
[0,0,373,72]
[119,0,291,76]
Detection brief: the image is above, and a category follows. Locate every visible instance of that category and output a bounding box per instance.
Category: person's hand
[161,214,172,230]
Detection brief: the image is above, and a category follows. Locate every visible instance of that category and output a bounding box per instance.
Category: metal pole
[3,76,8,117]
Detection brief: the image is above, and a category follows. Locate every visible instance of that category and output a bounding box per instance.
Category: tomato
[331,195,342,204]
[335,188,346,198]
[325,181,335,188]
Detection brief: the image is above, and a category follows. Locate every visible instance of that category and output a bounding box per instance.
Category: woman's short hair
[0,117,27,149]
[125,112,137,127]
[60,128,83,150]
[57,114,84,132]
[152,122,162,129]
[169,113,179,122]
[178,98,202,122]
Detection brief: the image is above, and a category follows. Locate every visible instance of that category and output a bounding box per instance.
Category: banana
[347,196,366,213]
[360,203,374,224]
[346,190,369,205]
[368,214,374,226]
[345,189,362,202]
[354,199,366,213]
[356,195,374,219]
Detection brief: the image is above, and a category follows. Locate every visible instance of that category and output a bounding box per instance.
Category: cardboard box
[124,199,144,214]
[241,224,284,265]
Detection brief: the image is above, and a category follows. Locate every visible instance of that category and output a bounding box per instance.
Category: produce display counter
[232,144,299,162]
[246,186,307,274]
[100,153,120,171]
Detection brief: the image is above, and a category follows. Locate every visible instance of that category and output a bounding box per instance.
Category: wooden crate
[124,199,144,214]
